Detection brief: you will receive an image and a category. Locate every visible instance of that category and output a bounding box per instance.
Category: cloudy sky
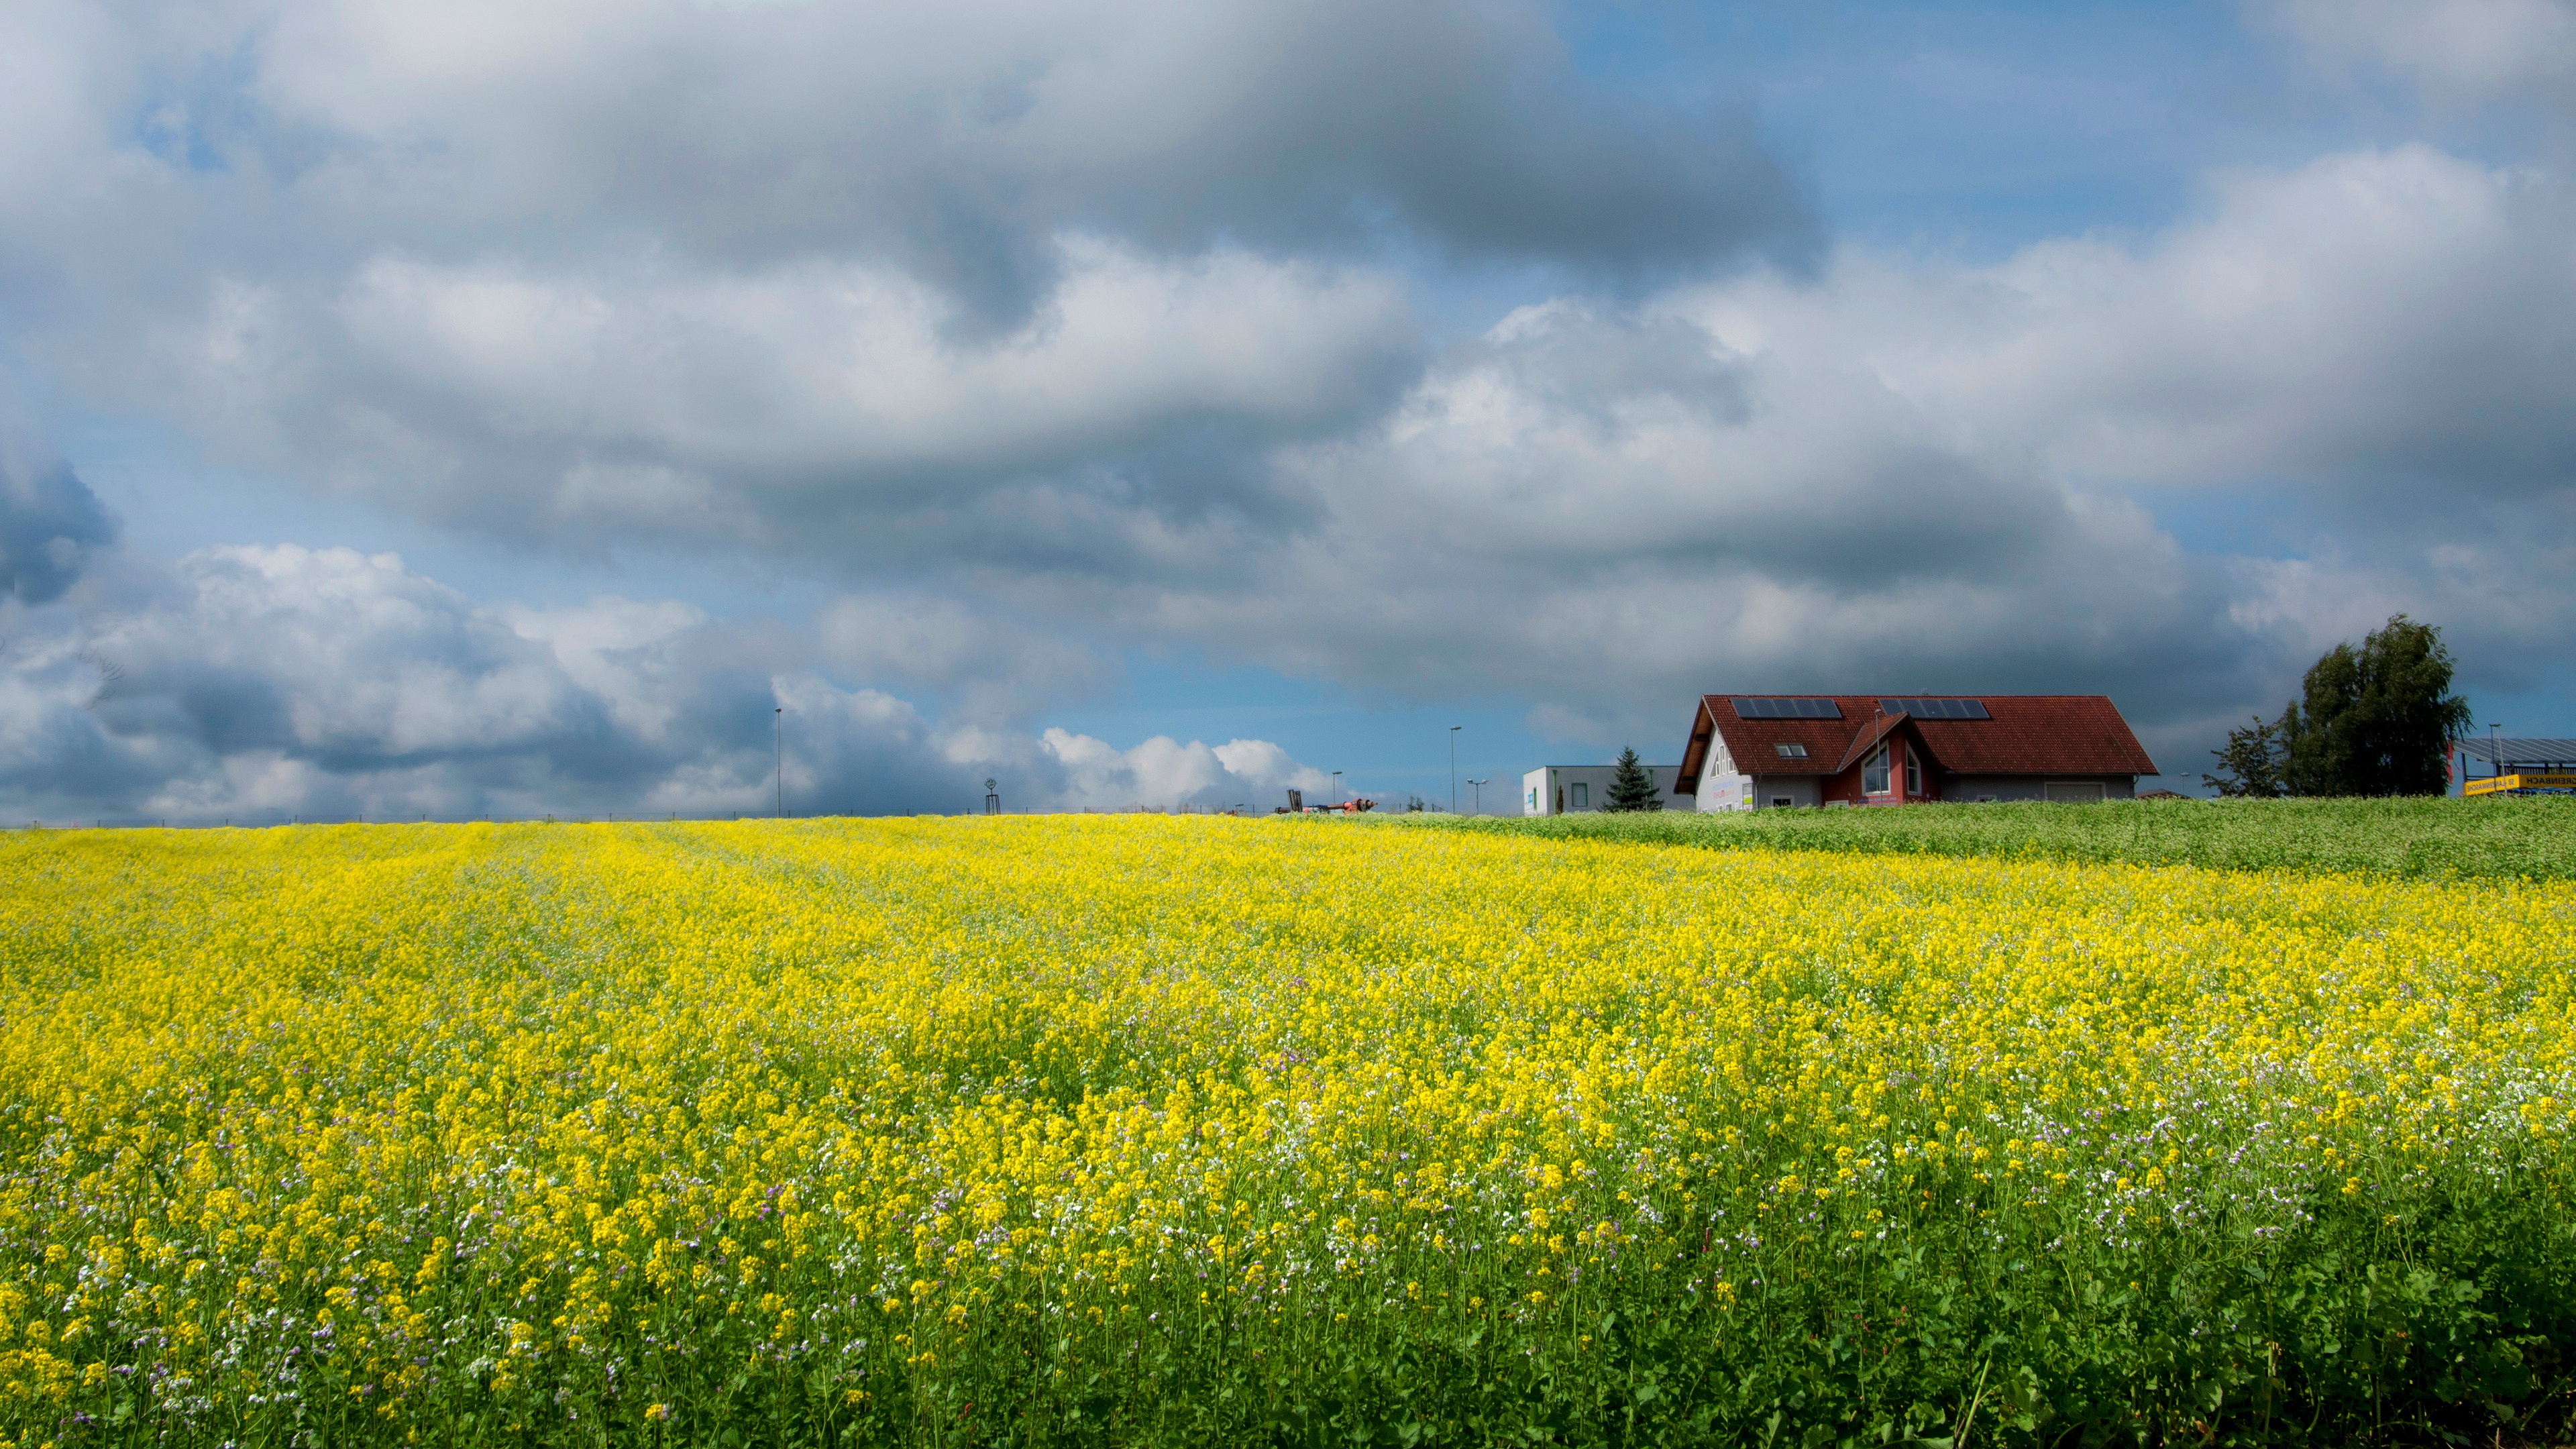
[4,0,2573,820]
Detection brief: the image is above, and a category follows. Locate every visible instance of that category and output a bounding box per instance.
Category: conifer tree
[1604,747,1664,812]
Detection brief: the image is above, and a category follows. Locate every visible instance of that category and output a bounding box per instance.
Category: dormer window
[1862,745,1890,794]
[1774,742,1808,758]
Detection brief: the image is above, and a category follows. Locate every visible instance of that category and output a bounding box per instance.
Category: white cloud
[1034,728,1330,811]
[1018,142,2576,745]
[2264,0,2576,105]
[818,593,1113,714]
[1766,146,2576,493]
[0,530,1336,818]
[330,237,1412,472]
[28,138,2576,777]
[148,237,1416,547]
[0,1,119,207]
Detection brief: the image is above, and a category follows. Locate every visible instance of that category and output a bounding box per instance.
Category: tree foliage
[1603,746,1664,812]
[2206,615,2471,798]
[2204,713,2290,798]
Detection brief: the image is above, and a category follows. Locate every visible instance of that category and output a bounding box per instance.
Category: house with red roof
[1675,695,2159,809]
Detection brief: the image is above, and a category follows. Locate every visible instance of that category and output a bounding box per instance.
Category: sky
[3,0,2574,820]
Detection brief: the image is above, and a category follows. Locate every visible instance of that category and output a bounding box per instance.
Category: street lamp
[1468,776,1489,815]
[2491,722,2504,783]
[1331,770,1343,807]
[774,707,784,819]
[1449,724,1461,814]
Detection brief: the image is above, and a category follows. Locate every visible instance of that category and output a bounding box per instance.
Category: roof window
[1774,742,1808,758]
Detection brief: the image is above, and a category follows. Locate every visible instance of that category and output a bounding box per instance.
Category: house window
[1772,796,1792,809]
[1570,782,1589,809]
[1906,746,1923,796]
[1774,742,1808,758]
[1862,745,1890,795]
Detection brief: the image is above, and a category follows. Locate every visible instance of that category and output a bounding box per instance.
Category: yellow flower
[0,814,2561,1442]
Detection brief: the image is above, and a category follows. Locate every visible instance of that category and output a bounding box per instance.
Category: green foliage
[1602,747,1664,812]
[2204,712,2291,798]
[2265,615,2473,797]
[1397,795,2576,881]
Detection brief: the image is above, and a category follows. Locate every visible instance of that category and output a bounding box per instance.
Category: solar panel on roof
[1731,698,1843,719]
[1880,698,1990,720]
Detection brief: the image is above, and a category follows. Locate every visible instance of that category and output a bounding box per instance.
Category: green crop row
[1399,796,2576,881]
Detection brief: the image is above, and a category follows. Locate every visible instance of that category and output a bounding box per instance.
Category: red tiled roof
[1831,710,1909,774]
[1676,694,2158,786]
[1676,697,1853,777]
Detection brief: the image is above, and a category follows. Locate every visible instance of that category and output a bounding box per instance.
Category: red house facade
[1675,695,2159,810]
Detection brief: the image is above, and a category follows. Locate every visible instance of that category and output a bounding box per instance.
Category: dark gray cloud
[136,242,1424,559]
[217,0,1811,315]
[3,0,1813,559]
[0,459,115,604]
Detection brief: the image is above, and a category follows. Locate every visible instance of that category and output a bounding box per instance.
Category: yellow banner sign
[2467,773,2576,795]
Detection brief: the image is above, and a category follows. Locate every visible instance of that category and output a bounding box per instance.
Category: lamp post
[1468,776,1488,815]
[774,707,784,818]
[2491,722,2503,783]
[1331,771,1343,807]
[1449,724,1461,814]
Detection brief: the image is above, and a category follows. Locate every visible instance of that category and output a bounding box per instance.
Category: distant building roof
[2455,737,2576,767]
[1679,694,2158,784]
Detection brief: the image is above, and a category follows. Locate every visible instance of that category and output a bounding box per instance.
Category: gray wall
[1748,775,1823,808]
[1522,764,1690,814]
[1940,775,2135,802]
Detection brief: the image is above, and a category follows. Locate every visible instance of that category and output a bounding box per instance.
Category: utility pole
[1449,724,1461,814]
[775,707,784,818]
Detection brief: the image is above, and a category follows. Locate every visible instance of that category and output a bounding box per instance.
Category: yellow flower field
[0,816,2569,1446]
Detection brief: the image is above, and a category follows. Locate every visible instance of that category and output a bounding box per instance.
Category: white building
[1519,763,1690,815]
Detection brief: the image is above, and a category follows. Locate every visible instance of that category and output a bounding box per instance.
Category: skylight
[1774,742,1808,758]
